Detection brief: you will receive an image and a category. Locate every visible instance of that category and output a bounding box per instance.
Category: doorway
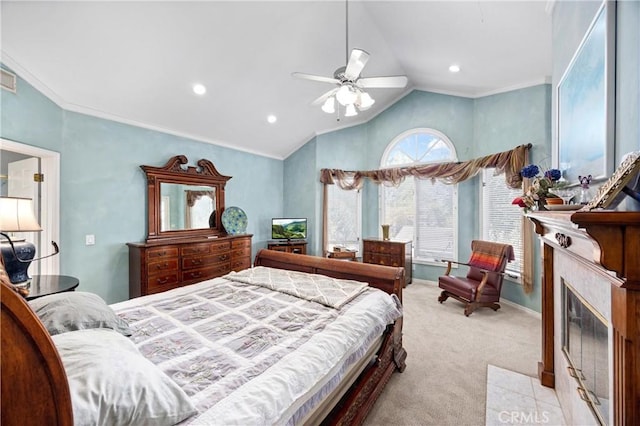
[0,138,60,275]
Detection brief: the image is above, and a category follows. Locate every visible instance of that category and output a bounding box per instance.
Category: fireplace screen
[561,280,609,425]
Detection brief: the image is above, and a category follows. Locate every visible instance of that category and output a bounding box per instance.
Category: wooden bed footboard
[0,250,406,426]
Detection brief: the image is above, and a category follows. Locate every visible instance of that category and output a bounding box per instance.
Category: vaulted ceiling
[1,1,552,159]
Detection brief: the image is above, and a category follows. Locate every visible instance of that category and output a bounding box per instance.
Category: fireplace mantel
[528,210,639,425]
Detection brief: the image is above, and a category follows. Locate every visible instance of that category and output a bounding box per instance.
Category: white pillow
[52,329,197,426]
[29,291,132,336]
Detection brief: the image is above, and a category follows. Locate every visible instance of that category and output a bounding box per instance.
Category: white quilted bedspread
[111,267,402,425]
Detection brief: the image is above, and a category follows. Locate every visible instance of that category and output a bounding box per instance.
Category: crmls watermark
[498,410,551,424]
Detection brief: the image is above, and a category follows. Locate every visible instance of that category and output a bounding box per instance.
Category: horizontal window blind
[327,185,361,251]
[482,169,523,274]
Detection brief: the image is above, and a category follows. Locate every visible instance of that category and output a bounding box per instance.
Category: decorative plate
[545,204,582,211]
[221,206,248,235]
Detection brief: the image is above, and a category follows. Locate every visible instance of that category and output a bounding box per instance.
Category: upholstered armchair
[438,240,515,316]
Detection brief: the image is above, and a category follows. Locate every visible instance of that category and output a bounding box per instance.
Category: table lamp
[0,197,58,287]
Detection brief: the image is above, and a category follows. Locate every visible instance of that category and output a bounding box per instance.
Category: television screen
[272,218,307,240]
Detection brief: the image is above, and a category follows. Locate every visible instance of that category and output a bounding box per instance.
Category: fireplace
[561,280,609,424]
[528,210,640,425]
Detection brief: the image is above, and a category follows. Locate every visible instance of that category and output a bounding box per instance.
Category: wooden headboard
[254,249,405,301]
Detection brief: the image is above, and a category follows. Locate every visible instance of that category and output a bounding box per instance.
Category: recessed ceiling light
[449,65,460,73]
[267,115,277,124]
[192,83,206,95]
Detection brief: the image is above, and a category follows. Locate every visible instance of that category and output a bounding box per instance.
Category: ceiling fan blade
[292,72,340,85]
[358,75,408,89]
[343,48,370,81]
[311,88,339,106]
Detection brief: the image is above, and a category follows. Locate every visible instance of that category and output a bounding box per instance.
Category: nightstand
[24,275,79,300]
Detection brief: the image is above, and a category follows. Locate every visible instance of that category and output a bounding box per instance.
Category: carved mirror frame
[142,155,231,241]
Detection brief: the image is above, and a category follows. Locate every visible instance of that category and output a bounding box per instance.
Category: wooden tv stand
[267,240,307,255]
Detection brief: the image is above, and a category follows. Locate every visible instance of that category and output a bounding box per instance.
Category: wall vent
[1,69,17,93]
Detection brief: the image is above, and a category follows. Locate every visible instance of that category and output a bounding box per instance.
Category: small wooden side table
[25,275,80,301]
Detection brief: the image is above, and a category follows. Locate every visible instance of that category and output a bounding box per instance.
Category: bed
[1,249,406,426]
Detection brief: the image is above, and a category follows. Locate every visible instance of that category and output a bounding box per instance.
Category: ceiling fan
[292,1,408,117]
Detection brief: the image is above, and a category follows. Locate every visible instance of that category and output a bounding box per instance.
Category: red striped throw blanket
[468,240,515,272]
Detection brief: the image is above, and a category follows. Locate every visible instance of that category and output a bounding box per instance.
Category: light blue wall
[474,85,552,312]
[2,71,283,304]
[1,66,63,148]
[283,137,317,251]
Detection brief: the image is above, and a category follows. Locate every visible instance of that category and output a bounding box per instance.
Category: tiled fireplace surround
[528,211,639,426]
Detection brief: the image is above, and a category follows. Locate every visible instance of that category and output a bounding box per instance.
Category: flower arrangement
[512,164,564,210]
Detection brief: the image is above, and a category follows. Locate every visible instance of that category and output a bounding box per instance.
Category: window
[481,168,523,276]
[326,184,361,252]
[380,129,458,263]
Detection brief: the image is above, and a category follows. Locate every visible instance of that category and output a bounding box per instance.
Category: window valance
[320,143,531,190]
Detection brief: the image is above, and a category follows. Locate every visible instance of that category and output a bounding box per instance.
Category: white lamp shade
[357,91,375,110]
[0,197,42,232]
[336,84,357,106]
[345,104,358,117]
[321,97,335,114]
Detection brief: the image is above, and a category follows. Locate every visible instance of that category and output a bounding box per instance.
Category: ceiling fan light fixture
[336,84,357,106]
[357,91,375,110]
[345,103,358,117]
[321,97,336,114]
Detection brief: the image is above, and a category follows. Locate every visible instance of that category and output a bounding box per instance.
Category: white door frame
[0,138,60,274]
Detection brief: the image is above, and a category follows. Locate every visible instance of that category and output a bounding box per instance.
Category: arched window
[380,128,458,263]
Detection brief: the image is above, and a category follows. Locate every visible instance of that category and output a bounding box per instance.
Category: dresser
[128,234,252,297]
[362,238,412,286]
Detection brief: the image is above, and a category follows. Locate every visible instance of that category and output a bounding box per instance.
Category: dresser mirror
[142,155,231,241]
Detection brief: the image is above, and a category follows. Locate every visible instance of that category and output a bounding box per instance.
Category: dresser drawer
[231,247,251,259]
[181,243,212,256]
[364,242,402,255]
[181,263,230,281]
[182,253,230,270]
[231,258,251,271]
[232,238,251,249]
[209,241,231,254]
[147,272,180,293]
[148,258,179,274]
[146,246,179,260]
[363,253,401,267]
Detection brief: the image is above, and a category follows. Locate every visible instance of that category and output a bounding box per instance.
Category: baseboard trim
[500,298,541,319]
[414,278,541,319]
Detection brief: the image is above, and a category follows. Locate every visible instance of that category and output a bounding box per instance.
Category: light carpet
[364,279,541,426]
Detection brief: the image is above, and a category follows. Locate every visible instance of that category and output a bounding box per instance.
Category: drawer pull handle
[156,277,169,284]
[192,259,202,265]
[156,262,168,270]
[191,272,202,278]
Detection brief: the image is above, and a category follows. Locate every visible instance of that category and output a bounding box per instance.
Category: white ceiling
[1,1,552,160]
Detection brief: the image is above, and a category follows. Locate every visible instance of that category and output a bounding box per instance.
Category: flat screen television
[271,218,307,241]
